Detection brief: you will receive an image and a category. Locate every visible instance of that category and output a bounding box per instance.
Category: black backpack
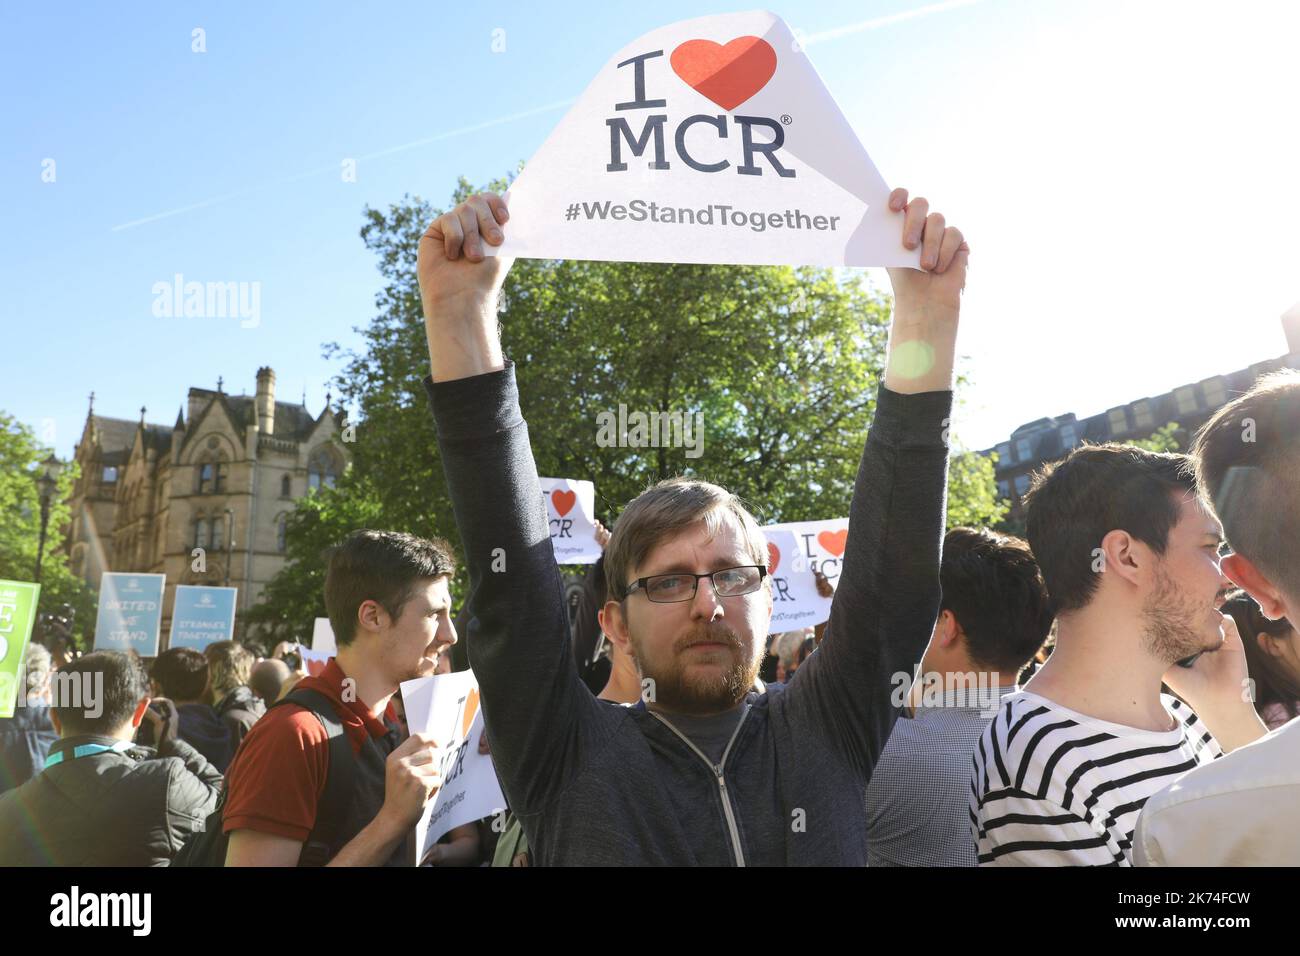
[171,687,359,867]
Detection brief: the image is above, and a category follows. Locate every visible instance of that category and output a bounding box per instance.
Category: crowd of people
[2,187,1298,867]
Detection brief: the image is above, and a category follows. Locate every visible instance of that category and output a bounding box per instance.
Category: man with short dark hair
[867,527,1053,866]
[1136,370,1300,865]
[0,651,223,865]
[149,646,234,770]
[971,444,1267,865]
[419,185,968,864]
[222,530,456,866]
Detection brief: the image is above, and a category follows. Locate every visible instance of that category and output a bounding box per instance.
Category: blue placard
[93,573,166,656]
[168,585,238,651]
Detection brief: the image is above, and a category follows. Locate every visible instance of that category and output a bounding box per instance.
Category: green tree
[251,176,1002,636]
[0,412,96,646]
[242,473,384,647]
[947,449,1009,530]
[1130,421,1182,453]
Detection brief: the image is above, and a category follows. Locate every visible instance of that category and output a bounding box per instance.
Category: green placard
[0,579,41,719]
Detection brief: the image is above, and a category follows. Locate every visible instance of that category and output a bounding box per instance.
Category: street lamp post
[223,507,235,588]
[35,454,63,583]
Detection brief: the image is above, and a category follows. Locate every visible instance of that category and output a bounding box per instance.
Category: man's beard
[629,622,760,716]
[1141,564,1222,664]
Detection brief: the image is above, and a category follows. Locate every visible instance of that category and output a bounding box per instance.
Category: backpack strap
[273,687,359,867]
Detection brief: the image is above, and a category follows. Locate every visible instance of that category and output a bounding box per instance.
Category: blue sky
[4,0,1297,462]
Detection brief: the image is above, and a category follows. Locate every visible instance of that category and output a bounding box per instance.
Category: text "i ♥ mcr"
[605,39,795,178]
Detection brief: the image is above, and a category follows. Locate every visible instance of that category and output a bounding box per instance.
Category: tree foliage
[0,412,96,646]
[248,175,1002,637]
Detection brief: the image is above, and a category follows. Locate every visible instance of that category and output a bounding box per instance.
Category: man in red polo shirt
[224,530,458,866]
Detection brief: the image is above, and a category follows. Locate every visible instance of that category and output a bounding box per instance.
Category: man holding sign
[222,531,457,866]
[419,179,964,865]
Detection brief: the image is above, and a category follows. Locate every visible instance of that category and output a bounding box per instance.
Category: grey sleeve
[424,363,608,815]
[784,384,951,778]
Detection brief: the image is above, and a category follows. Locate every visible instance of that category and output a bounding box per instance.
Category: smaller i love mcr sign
[486,10,920,269]
[538,477,604,565]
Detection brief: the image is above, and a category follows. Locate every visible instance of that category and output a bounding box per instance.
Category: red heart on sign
[551,489,576,517]
[766,541,780,576]
[461,686,480,739]
[818,529,848,557]
[669,36,777,111]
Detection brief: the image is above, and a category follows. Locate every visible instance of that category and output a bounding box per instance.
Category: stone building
[65,367,348,645]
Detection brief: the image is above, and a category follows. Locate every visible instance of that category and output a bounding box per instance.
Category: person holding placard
[419,185,966,865]
[221,531,456,867]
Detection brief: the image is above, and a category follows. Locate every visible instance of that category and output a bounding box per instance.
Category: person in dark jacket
[205,641,266,748]
[150,646,235,771]
[0,650,223,865]
[0,642,58,795]
[417,186,967,864]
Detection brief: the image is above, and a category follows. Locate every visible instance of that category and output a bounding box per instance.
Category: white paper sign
[311,617,336,655]
[400,670,506,860]
[299,646,331,677]
[488,11,919,268]
[762,518,850,584]
[538,477,603,565]
[761,527,833,629]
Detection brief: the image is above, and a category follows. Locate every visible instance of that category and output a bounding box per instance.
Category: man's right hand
[418,193,513,381]
[378,732,443,830]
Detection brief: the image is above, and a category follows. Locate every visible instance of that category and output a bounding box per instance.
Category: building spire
[174,406,186,430]
[217,375,224,394]
[139,405,147,424]
[88,391,95,415]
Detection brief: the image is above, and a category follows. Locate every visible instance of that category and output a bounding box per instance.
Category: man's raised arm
[417,193,604,814]
[787,188,969,776]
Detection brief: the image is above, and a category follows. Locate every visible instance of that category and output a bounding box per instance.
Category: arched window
[196,454,229,494]
[281,474,291,497]
[194,518,209,549]
[308,447,342,491]
[211,516,225,551]
[276,514,288,552]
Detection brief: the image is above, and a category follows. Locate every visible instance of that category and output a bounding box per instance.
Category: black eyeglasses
[625,566,767,604]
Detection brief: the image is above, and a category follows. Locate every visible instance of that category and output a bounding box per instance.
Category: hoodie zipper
[651,707,750,867]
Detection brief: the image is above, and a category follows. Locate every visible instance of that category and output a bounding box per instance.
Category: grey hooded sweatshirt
[424,362,949,865]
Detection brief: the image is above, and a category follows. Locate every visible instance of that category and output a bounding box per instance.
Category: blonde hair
[206,641,254,699]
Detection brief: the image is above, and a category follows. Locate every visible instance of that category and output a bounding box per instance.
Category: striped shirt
[970,691,1221,866]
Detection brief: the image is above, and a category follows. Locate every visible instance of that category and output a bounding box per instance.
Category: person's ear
[1223,553,1288,620]
[1256,631,1287,661]
[132,696,151,728]
[603,600,632,654]
[1099,529,1143,589]
[356,599,388,637]
[936,609,961,648]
